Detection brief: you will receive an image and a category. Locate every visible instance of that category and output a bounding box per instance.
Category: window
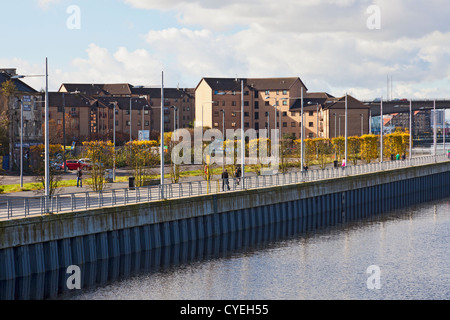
[255,112,259,120]
[115,121,119,126]
[254,101,259,109]
[291,122,296,127]
[244,122,249,128]
[282,112,287,117]
[125,110,130,115]
[265,101,270,107]
[144,110,149,115]
[283,90,288,95]
[232,101,237,107]
[283,122,287,128]
[231,122,236,127]
[309,122,314,127]
[265,90,270,95]
[126,121,131,126]
[244,101,249,107]
[214,111,220,117]
[244,112,250,117]
[214,123,219,127]
[283,100,288,106]
[232,112,237,117]
[309,111,314,116]
[309,133,314,138]
[57,119,61,125]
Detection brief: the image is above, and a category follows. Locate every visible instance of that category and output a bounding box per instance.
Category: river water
[55,197,450,301]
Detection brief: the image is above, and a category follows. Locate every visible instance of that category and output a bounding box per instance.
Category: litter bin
[334,160,338,168]
[129,177,135,190]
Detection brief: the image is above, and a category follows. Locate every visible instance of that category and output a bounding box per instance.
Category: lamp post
[221,109,225,172]
[19,98,23,188]
[113,102,117,182]
[161,72,165,197]
[433,100,437,157]
[12,64,47,195]
[409,100,413,160]
[380,97,384,163]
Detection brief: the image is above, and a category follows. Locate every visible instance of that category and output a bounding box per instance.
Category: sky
[1,0,450,101]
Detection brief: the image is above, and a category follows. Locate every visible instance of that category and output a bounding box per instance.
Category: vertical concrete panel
[71,237,84,265]
[151,224,162,249]
[96,233,109,260]
[196,216,205,240]
[57,239,73,269]
[140,225,151,251]
[43,241,59,271]
[211,214,221,237]
[178,219,189,243]
[130,227,141,253]
[83,235,97,262]
[119,229,131,256]
[170,220,181,245]
[203,215,213,238]
[0,248,16,280]
[161,222,172,247]
[108,231,121,258]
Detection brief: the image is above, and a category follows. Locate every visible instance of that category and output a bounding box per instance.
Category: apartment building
[320,94,371,139]
[59,83,195,140]
[0,69,42,171]
[195,77,370,140]
[48,92,150,145]
[195,77,308,138]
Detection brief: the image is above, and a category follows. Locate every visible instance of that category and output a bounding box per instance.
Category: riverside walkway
[0,154,448,221]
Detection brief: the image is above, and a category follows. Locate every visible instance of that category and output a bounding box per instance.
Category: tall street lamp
[220,109,225,172]
[11,66,46,193]
[277,89,305,171]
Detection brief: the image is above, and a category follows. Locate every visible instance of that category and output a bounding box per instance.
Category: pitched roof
[198,77,308,92]
[131,87,194,99]
[0,72,38,93]
[59,83,134,96]
[322,95,370,110]
[48,92,94,107]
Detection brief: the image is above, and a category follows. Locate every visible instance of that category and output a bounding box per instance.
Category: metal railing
[1,154,448,220]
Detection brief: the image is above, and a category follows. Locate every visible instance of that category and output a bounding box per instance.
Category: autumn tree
[360,134,379,163]
[315,138,333,169]
[30,144,63,195]
[126,140,158,187]
[332,137,345,162]
[348,136,361,165]
[82,140,114,191]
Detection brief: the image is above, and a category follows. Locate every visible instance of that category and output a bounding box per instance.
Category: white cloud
[37,0,61,9]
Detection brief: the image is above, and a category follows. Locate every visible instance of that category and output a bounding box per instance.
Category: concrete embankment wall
[1,162,450,281]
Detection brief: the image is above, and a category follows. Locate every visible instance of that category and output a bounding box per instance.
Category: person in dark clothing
[76,168,83,188]
[222,170,230,191]
[235,166,241,185]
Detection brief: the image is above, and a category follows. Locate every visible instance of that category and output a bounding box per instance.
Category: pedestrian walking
[76,168,83,188]
[222,169,230,191]
[396,153,400,161]
[303,164,308,172]
[235,166,241,186]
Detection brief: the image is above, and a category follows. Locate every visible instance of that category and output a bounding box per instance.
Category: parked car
[78,158,92,170]
[62,159,81,171]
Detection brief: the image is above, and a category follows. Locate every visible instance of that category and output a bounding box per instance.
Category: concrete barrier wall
[1,162,450,281]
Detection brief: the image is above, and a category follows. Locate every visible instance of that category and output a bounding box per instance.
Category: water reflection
[1,200,449,300]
